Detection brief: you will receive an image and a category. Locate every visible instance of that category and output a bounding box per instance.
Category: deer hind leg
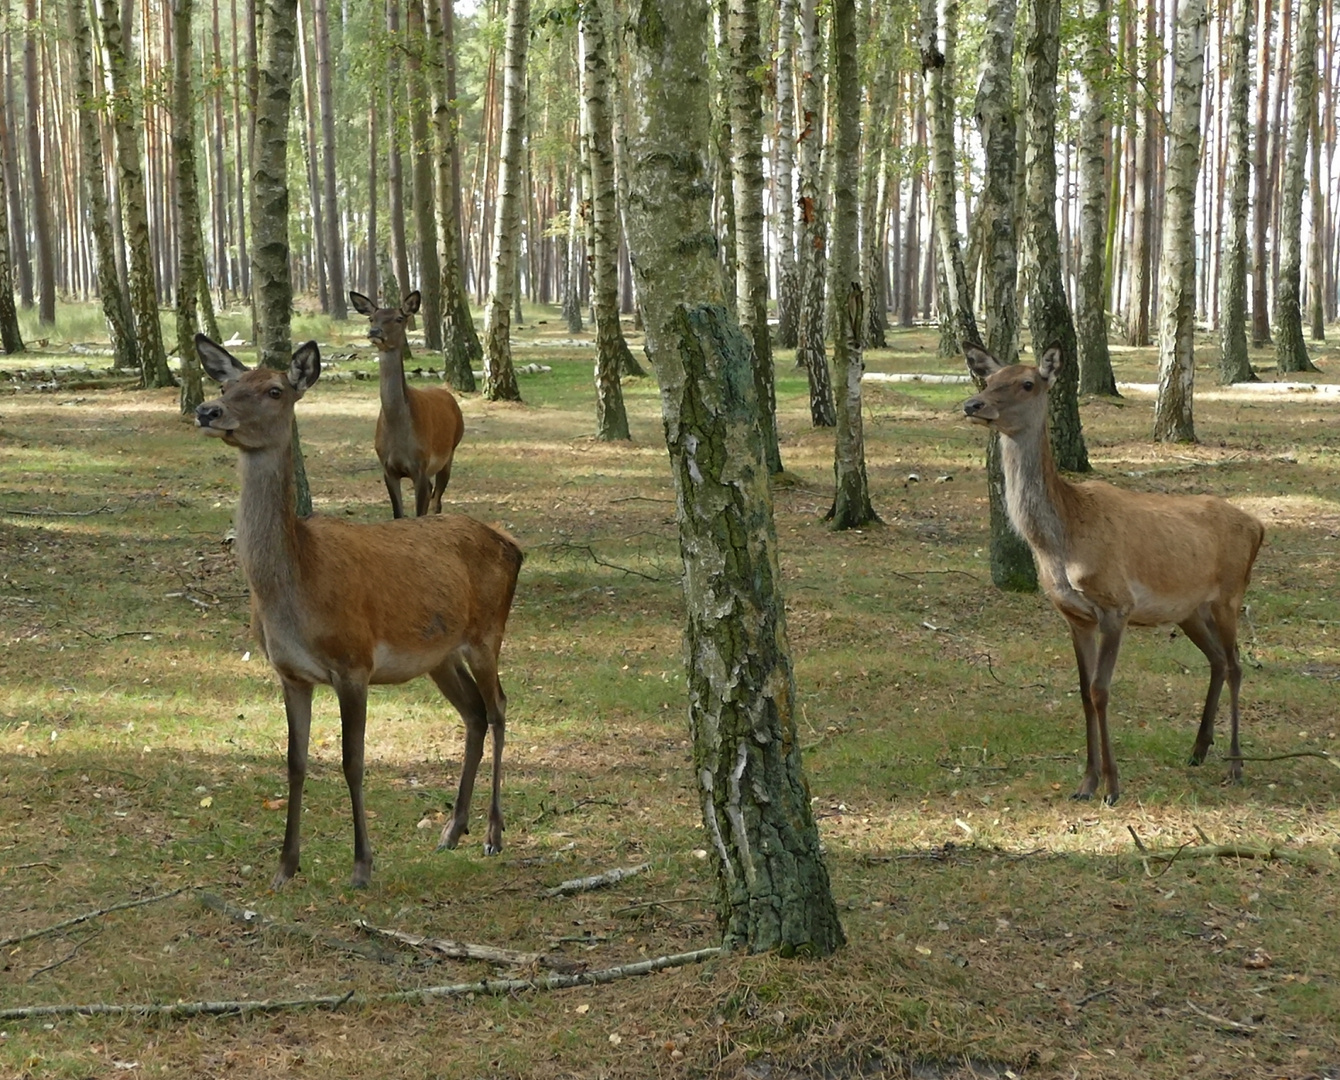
[467,645,508,856]
[274,679,314,890]
[383,470,406,519]
[1068,620,1104,801]
[1090,616,1127,805]
[333,678,374,888]
[430,659,492,853]
[1213,601,1245,782]
[413,471,434,517]
[1178,604,1229,770]
[430,464,450,514]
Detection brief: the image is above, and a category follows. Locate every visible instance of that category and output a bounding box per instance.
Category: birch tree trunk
[386,0,411,298]
[101,0,173,389]
[22,0,55,326]
[561,176,584,332]
[407,0,443,351]
[1250,0,1274,346]
[1307,106,1324,342]
[623,0,844,958]
[1075,0,1118,396]
[312,0,345,319]
[1274,0,1320,372]
[1153,0,1209,441]
[71,0,135,369]
[974,0,1036,592]
[0,145,20,352]
[1124,0,1156,347]
[579,0,631,440]
[482,0,528,402]
[859,4,892,351]
[728,0,782,475]
[774,0,799,350]
[174,0,206,413]
[795,0,835,427]
[828,0,878,529]
[1023,0,1088,470]
[1219,0,1257,383]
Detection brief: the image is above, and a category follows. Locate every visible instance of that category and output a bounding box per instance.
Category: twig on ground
[1140,844,1327,869]
[531,796,621,825]
[888,569,983,584]
[1074,986,1116,1007]
[610,495,673,504]
[545,862,651,897]
[0,505,114,518]
[199,893,403,966]
[0,888,190,948]
[13,861,61,873]
[355,920,583,973]
[0,946,725,1022]
[1126,825,1148,854]
[611,897,705,917]
[538,540,665,582]
[165,591,213,610]
[1229,750,1340,769]
[27,929,103,981]
[1185,999,1258,1034]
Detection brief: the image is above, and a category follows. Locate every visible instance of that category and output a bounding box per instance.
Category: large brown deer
[350,290,465,518]
[961,343,1264,805]
[194,335,522,889]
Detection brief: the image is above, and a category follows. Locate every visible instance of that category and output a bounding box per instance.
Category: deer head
[350,290,421,353]
[961,344,1062,438]
[194,335,321,452]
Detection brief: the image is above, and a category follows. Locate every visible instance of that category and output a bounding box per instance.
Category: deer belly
[257,623,329,684]
[369,640,451,684]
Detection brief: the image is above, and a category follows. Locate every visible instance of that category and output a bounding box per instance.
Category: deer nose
[963,397,984,416]
[196,403,224,427]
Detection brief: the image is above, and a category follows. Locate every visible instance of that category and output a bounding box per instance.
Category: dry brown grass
[2,319,1338,1079]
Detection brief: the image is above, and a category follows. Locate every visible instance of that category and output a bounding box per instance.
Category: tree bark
[407,0,443,351]
[312,0,345,319]
[386,0,411,301]
[826,0,878,530]
[296,0,328,310]
[561,172,584,332]
[1274,0,1320,372]
[623,0,843,957]
[22,0,55,325]
[795,0,835,427]
[0,131,20,352]
[174,0,206,413]
[482,0,528,402]
[100,0,174,389]
[774,0,799,351]
[1219,0,1257,383]
[1307,104,1324,342]
[1075,0,1118,396]
[1023,0,1088,470]
[580,0,631,440]
[1250,0,1274,345]
[0,22,32,312]
[727,0,781,474]
[859,4,892,352]
[71,0,135,368]
[1124,0,1157,346]
[974,0,1036,592]
[1153,0,1210,441]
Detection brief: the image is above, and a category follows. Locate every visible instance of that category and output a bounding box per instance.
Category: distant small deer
[350,290,465,519]
[962,343,1264,805]
[194,335,521,888]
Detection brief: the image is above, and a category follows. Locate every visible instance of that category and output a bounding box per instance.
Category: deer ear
[196,334,249,385]
[288,341,321,396]
[1036,346,1063,385]
[963,342,1003,381]
[349,291,375,316]
[402,291,422,316]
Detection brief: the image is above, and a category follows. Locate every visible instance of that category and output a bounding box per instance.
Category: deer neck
[997,420,1074,559]
[377,345,411,422]
[234,443,304,602]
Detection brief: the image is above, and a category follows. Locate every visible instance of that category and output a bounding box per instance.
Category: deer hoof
[1102,792,1120,807]
[1069,790,1094,802]
[483,842,502,856]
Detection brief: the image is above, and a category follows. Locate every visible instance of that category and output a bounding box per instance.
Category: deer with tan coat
[961,343,1265,805]
[194,335,522,888]
[351,290,465,518]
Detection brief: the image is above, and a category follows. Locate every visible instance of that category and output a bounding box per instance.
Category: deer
[193,334,522,889]
[961,343,1265,806]
[350,289,465,519]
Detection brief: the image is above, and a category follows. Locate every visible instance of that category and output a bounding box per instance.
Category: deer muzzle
[962,396,998,423]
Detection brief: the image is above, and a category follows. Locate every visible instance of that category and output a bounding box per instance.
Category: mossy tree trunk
[623,0,844,958]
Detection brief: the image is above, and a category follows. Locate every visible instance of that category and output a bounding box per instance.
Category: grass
[1,302,1339,1079]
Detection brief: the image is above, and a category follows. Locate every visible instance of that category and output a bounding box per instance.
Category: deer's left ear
[196,334,249,385]
[1036,346,1063,386]
[963,342,1003,382]
[288,341,322,396]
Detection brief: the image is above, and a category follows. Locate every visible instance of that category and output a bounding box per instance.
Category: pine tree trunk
[795,0,835,427]
[1153,0,1209,441]
[23,0,55,326]
[297,0,328,311]
[1250,0,1274,346]
[1075,0,1118,396]
[173,0,206,413]
[826,0,877,529]
[0,138,21,352]
[774,0,799,350]
[623,0,844,958]
[312,0,345,319]
[71,0,135,368]
[1274,0,1320,372]
[407,0,444,351]
[0,28,33,312]
[101,0,174,389]
[1307,106,1324,342]
[1022,0,1088,471]
[728,0,781,474]
[579,0,630,440]
[561,173,584,332]
[385,0,411,301]
[1219,0,1257,383]
[859,4,892,351]
[433,0,480,389]
[252,0,312,515]
[975,0,1036,592]
[1124,0,1156,346]
[482,0,527,402]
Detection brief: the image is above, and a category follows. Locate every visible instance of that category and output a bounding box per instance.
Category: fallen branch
[199,893,403,966]
[545,862,650,897]
[27,929,103,981]
[0,888,190,948]
[355,921,584,973]
[530,796,621,825]
[1185,999,1258,1034]
[0,504,114,518]
[1228,750,1340,770]
[0,945,725,1022]
[538,541,665,582]
[1140,844,1327,869]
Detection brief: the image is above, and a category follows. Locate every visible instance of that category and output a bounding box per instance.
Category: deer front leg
[1090,616,1127,805]
[274,680,314,890]
[1178,606,1228,768]
[430,661,489,852]
[383,470,405,519]
[413,472,434,517]
[1067,621,1104,801]
[334,678,374,888]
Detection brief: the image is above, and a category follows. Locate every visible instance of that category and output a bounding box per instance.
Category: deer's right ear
[288,341,322,397]
[402,291,422,316]
[963,343,1003,382]
[195,334,250,385]
[349,291,376,316]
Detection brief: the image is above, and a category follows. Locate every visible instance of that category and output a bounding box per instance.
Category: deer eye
[1022,380,1034,391]
[268,386,283,399]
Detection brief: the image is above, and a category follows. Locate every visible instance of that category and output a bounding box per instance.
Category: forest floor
[1,311,1339,1079]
